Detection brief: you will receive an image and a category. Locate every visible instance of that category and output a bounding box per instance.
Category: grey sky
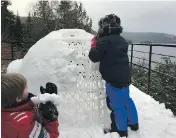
[10,0,176,35]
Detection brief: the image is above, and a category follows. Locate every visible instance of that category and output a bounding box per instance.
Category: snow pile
[7,29,108,128]
[7,59,22,73]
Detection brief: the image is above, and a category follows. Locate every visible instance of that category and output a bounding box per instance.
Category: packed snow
[31,93,65,106]
[59,85,176,138]
[7,59,22,73]
[7,29,107,128]
[7,29,176,138]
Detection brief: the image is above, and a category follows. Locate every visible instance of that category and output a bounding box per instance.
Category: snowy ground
[60,85,176,138]
[7,29,176,138]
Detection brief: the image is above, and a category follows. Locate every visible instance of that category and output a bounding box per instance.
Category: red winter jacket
[1,100,59,138]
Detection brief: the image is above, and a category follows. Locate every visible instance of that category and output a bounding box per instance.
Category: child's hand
[39,101,59,121]
[91,36,97,48]
[40,82,57,94]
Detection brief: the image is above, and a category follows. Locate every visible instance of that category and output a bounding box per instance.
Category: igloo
[7,29,110,129]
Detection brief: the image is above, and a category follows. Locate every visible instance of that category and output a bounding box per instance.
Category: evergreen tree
[14,12,23,48]
[1,1,15,40]
[153,57,176,105]
[132,56,176,115]
[24,12,33,41]
[54,0,72,29]
[87,18,93,32]
[33,0,54,34]
[132,58,148,92]
[54,0,92,32]
[29,0,92,40]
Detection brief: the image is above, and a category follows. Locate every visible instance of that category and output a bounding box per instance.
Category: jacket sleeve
[91,36,97,48]
[43,119,59,138]
[89,37,109,62]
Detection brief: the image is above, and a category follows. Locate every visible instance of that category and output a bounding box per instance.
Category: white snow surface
[7,29,176,138]
[31,93,65,106]
[59,85,176,138]
[7,59,22,73]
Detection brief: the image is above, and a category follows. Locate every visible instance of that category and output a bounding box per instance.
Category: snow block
[7,29,110,128]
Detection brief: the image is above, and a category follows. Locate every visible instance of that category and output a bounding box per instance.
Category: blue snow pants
[106,83,138,131]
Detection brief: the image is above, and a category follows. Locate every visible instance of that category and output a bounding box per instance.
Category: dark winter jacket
[89,34,131,88]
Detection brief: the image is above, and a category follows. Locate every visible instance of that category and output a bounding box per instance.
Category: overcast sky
[10,0,176,35]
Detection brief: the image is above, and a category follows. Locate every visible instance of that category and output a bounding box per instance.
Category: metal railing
[129,43,176,115]
[1,41,36,73]
[1,41,36,61]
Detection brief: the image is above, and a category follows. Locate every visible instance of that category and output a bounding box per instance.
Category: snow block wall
[7,29,110,129]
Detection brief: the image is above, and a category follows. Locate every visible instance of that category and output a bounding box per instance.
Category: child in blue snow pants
[106,83,138,136]
[88,14,139,137]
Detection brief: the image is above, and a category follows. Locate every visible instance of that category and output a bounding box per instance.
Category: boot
[128,124,139,131]
[118,130,128,137]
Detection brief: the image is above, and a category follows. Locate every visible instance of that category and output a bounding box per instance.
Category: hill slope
[122,32,176,44]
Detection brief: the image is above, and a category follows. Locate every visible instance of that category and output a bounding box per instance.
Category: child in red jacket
[1,73,59,138]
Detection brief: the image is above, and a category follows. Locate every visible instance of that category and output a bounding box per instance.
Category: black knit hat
[98,14,122,37]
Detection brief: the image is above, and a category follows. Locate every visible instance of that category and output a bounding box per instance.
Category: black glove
[39,101,59,121]
[40,82,58,94]
[39,82,59,121]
